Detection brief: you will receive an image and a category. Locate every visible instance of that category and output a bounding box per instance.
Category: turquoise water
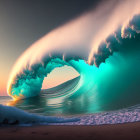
[3,51,140,116]
[6,15,140,117]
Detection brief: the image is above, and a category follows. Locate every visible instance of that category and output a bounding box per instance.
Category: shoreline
[0,122,140,140]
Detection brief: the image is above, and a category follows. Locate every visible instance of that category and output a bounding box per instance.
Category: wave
[4,0,140,117]
[8,15,140,99]
[7,54,140,115]
[0,104,79,125]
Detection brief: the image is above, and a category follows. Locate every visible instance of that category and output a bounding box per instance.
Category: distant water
[0,96,13,105]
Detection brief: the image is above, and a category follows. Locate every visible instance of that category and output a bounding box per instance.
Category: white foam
[0,104,79,125]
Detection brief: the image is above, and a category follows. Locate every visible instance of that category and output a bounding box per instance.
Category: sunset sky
[0,0,100,96]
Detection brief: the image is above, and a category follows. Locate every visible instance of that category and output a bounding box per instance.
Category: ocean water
[2,12,140,125]
[2,51,140,124]
[1,55,140,125]
[0,97,140,125]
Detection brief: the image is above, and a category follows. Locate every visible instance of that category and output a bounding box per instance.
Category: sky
[0,0,101,96]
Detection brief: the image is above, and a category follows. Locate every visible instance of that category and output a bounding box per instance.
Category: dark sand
[0,122,140,140]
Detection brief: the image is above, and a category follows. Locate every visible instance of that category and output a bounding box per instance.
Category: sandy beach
[0,122,140,140]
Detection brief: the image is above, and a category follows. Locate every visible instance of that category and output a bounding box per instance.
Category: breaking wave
[3,0,140,123]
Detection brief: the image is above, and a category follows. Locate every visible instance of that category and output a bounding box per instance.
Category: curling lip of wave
[8,14,140,100]
[7,0,140,100]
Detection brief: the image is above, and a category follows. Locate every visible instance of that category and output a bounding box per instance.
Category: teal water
[4,51,140,116]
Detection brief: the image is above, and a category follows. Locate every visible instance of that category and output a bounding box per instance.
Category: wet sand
[0,122,140,140]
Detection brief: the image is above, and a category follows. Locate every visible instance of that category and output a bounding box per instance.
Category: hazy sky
[0,0,101,95]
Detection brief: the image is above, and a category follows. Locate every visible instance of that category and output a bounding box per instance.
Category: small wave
[0,105,79,126]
